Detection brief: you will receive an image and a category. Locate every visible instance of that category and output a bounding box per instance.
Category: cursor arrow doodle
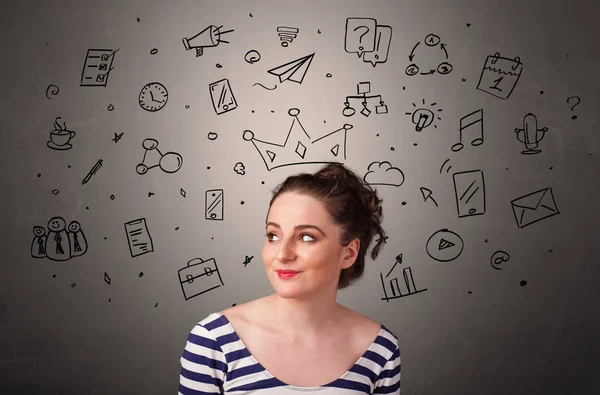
[420,187,439,207]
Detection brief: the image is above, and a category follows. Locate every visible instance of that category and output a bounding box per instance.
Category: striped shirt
[179,312,401,394]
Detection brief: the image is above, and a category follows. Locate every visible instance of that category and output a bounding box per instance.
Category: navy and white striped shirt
[179,312,401,394]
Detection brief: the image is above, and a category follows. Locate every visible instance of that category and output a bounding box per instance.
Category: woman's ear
[342,238,360,268]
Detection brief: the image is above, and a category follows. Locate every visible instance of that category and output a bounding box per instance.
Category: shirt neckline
[214,312,383,390]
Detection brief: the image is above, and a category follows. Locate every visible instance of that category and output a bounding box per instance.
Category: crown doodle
[242,108,353,171]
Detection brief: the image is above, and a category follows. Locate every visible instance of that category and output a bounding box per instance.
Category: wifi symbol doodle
[439,158,452,174]
[277,26,299,47]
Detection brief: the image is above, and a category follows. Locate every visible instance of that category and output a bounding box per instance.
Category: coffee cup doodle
[47,117,76,150]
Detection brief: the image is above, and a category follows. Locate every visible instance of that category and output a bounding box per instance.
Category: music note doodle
[452,109,483,152]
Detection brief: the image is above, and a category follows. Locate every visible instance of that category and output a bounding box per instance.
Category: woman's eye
[301,233,315,242]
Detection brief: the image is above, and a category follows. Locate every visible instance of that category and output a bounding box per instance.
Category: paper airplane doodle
[267,53,315,84]
[243,108,352,171]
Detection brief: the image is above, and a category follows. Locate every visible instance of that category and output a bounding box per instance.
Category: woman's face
[262,191,359,299]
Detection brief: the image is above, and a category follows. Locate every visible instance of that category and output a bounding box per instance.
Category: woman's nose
[276,238,296,261]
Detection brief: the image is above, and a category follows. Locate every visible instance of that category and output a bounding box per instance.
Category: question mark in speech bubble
[354,26,369,51]
[567,96,580,120]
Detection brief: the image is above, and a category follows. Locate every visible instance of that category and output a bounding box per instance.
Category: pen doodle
[82,159,103,185]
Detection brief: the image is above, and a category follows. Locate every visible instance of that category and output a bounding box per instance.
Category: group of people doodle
[31,217,88,261]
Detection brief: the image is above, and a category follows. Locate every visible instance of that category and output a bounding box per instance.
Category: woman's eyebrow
[266,222,326,237]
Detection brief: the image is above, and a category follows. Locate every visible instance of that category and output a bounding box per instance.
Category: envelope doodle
[178,257,224,301]
[510,187,560,229]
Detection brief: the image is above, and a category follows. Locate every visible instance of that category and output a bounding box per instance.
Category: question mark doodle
[566,96,580,120]
[45,84,59,99]
[490,250,510,270]
[354,26,369,51]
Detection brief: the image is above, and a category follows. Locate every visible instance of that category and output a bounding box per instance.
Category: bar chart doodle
[79,49,118,87]
[380,256,427,302]
[453,170,486,218]
[205,189,224,220]
[124,218,154,258]
[452,109,483,152]
[426,229,464,262]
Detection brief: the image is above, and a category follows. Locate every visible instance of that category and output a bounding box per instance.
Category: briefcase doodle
[510,187,560,229]
[178,257,224,301]
[476,52,523,100]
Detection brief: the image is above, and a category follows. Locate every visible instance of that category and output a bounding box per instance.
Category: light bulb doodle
[182,25,233,57]
[405,99,442,132]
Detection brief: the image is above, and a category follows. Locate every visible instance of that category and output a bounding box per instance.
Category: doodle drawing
[277,26,299,47]
[47,117,75,151]
[426,229,464,262]
[267,53,314,84]
[515,113,547,155]
[566,96,580,120]
[453,170,486,218]
[79,49,118,87]
[243,108,353,171]
[124,218,154,258]
[363,161,404,187]
[82,159,103,185]
[380,254,427,302]
[510,187,560,229]
[405,99,442,132]
[209,78,238,115]
[45,84,59,99]
[452,109,483,152]
[182,25,233,57]
[490,250,510,270]
[136,138,182,175]
[139,82,168,112]
[244,50,261,64]
[205,189,224,220]
[344,18,392,67]
[234,162,245,175]
[419,187,438,207]
[32,217,88,261]
[476,52,523,100]
[342,81,388,117]
[178,257,225,301]
[405,34,452,76]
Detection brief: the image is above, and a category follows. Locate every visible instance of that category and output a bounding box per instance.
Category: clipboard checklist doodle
[80,48,118,87]
[124,218,154,258]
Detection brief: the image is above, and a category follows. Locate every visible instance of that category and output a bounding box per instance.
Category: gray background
[1,0,599,394]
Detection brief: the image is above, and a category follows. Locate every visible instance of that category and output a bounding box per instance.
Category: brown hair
[268,162,386,289]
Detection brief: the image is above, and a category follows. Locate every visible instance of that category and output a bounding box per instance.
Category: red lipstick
[276,270,299,279]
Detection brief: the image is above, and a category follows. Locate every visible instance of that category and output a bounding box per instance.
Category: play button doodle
[426,228,464,262]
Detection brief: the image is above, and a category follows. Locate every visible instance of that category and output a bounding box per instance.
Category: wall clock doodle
[138,82,168,112]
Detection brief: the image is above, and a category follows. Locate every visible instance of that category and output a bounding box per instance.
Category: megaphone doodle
[182,25,233,57]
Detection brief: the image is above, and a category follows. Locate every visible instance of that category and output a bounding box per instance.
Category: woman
[179,163,401,394]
